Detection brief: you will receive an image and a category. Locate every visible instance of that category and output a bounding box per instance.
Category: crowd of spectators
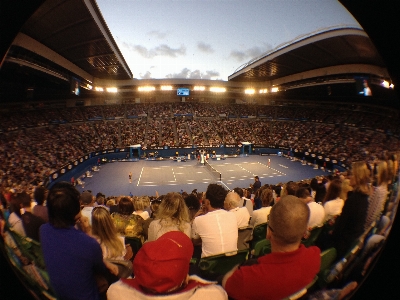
[1,153,398,299]
[1,102,399,196]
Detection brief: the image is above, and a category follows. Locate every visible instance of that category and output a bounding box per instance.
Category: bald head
[268,196,309,246]
[224,191,241,210]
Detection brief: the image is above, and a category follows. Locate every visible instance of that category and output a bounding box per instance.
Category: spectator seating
[283,276,319,300]
[302,225,324,248]
[237,226,253,250]
[249,222,268,250]
[250,238,271,259]
[317,247,337,288]
[197,249,249,281]
[1,223,56,299]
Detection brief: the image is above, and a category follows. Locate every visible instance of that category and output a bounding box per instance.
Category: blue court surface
[75,155,327,197]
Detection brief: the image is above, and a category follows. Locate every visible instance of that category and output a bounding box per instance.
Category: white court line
[137,167,144,186]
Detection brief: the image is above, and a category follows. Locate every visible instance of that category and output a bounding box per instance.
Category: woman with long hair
[330,161,371,258]
[147,192,191,242]
[92,206,126,260]
[322,179,344,221]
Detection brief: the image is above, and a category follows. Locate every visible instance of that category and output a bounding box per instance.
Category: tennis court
[74,155,326,197]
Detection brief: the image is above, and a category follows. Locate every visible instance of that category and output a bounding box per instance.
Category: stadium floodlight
[245,88,255,94]
[138,86,156,92]
[94,87,104,92]
[210,87,226,93]
[194,86,205,91]
[106,87,118,93]
[271,86,279,93]
[161,85,173,90]
[259,89,268,94]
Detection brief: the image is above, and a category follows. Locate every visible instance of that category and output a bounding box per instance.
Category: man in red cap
[107,231,228,299]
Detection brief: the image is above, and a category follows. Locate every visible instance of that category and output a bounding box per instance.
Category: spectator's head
[296,187,312,202]
[133,231,194,294]
[254,176,259,182]
[310,178,319,191]
[106,199,115,207]
[376,160,390,186]
[157,192,190,223]
[91,206,124,258]
[80,191,94,206]
[133,196,149,212]
[267,195,309,249]
[184,194,200,221]
[34,186,47,205]
[96,192,106,205]
[149,198,162,218]
[205,184,227,209]
[350,161,371,194]
[284,181,299,196]
[322,179,342,204]
[47,182,81,228]
[118,197,134,215]
[233,187,243,198]
[19,191,32,208]
[260,188,273,207]
[224,191,241,210]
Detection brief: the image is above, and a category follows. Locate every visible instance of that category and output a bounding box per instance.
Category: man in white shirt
[295,188,325,228]
[224,191,251,228]
[192,184,238,258]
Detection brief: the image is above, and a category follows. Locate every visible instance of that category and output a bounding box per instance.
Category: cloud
[165,68,220,79]
[156,44,186,57]
[129,44,186,58]
[139,71,152,79]
[197,42,214,53]
[230,45,272,62]
[147,30,168,39]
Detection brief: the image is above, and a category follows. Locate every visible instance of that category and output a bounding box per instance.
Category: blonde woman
[132,196,150,220]
[92,206,126,260]
[330,161,371,258]
[147,192,191,242]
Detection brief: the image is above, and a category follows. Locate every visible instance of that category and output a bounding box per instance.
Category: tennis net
[204,160,222,182]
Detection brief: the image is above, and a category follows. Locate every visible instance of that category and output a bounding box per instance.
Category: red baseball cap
[133,231,194,294]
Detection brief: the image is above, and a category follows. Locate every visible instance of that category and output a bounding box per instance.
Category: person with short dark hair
[250,176,261,194]
[32,186,49,222]
[40,182,116,300]
[191,184,237,257]
[19,191,45,241]
[222,196,320,300]
[80,190,95,226]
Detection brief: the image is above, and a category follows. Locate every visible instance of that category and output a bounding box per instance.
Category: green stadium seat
[198,249,249,281]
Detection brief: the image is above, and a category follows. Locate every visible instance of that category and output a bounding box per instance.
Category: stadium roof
[0,0,394,102]
[229,27,388,83]
[2,0,132,81]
